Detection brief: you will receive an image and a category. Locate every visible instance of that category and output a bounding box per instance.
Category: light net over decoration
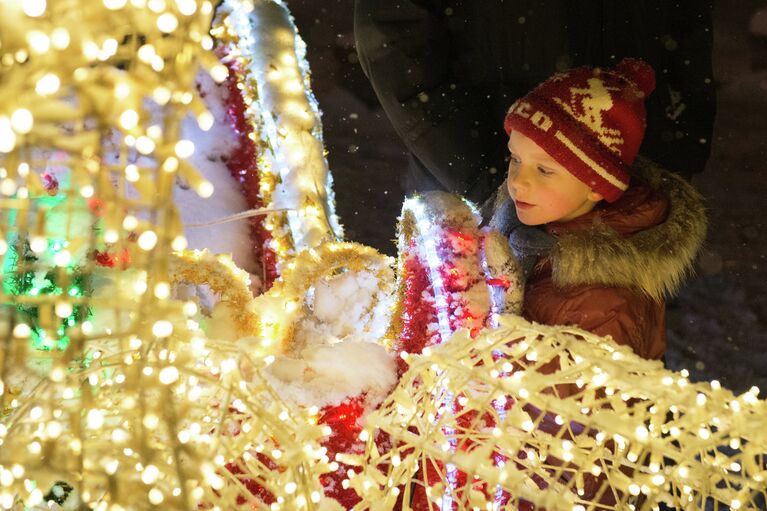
[1,1,766,511]
[346,194,767,511]
[356,317,767,511]
[0,1,335,510]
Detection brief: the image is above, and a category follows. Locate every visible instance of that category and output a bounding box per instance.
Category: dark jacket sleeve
[354,0,508,202]
[355,0,715,204]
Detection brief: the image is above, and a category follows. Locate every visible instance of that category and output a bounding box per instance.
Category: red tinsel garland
[215,46,279,290]
[394,228,493,370]
[396,222,521,510]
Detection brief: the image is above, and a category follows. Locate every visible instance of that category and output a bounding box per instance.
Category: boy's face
[506,131,603,226]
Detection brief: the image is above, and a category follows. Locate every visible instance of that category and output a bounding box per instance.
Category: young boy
[485,58,706,360]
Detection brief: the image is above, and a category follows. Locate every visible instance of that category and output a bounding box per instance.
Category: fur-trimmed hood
[483,156,707,301]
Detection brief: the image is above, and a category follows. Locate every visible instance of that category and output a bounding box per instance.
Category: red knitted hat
[503,58,656,202]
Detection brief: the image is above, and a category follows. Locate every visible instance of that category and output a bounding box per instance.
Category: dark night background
[285,0,767,394]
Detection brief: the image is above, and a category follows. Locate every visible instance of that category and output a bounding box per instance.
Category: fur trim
[481,157,707,300]
[550,156,706,300]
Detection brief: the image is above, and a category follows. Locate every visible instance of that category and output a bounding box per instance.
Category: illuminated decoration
[168,241,394,353]
[212,0,344,285]
[388,192,524,510]
[171,241,397,508]
[389,192,524,365]
[251,240,394,356]
[248,241,396,507]
[1,1,766,510]
[0,1,337,509]
[3,235,91,352]
[353,316,767,511]
[169,249,260,339]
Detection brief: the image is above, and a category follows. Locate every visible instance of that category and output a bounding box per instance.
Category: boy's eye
[537,166,554,176]
[509,154,521,164]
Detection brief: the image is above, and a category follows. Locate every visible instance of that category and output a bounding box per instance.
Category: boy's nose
[508,166,530,190]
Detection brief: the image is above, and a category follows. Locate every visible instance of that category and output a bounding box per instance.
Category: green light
[3,204,91,353]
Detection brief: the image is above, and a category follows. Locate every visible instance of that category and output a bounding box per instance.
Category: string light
[23,0,47,17]
[196,180,214,198]
[174,139,195,158]
[157,13,178,33]
[0,118,17,152]
[35,73,61,95]
[123,215,139,230]
[135,135,155,155]
[137,230,158,251]
[197,112,214,131]
[10,109,34,134]
[119,110,139,130]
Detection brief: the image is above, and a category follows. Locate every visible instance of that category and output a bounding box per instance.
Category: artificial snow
[302,269,391,342]
[263,338,397,409]
[176,71,261,279]
[256,269,397,408]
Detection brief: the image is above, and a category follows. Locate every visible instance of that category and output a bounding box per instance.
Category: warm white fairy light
[138,230,158,250]
[135,135,156,154]
[171,235,188,251]
[158,366,179,384]
[119,109,139,130]
[153,85,172,105]
[197,111,214,131]
[10,109,34,134]
[0,118,16,153]
[35,73,61,96]
[103,0,128,9]
[80,184,94,198]
[27,30,51,54]
[55,301,74,319]
[156,12,178,33]
[209,64,229,83]
[175,139,195,158]
[196,180,214,198]
[154,282,171,299]
[29,236,48,253]
[123,215,139,230]
[176,0,197,15]
[23,0,47,17]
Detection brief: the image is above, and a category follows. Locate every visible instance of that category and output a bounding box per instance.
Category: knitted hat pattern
[504,58,656,202]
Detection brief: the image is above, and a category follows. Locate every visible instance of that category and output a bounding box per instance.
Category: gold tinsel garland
[252,241,395,355]
[169,249,260,338]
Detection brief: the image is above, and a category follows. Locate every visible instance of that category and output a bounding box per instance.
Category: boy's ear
[587,190,604,202]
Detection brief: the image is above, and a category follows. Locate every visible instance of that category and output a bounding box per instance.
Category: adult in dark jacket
[354,0,716,204]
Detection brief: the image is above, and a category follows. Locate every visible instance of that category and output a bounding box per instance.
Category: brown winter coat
[486,156,707,359]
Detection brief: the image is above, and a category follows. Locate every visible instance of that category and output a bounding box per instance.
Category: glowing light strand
[219,0,344,258]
